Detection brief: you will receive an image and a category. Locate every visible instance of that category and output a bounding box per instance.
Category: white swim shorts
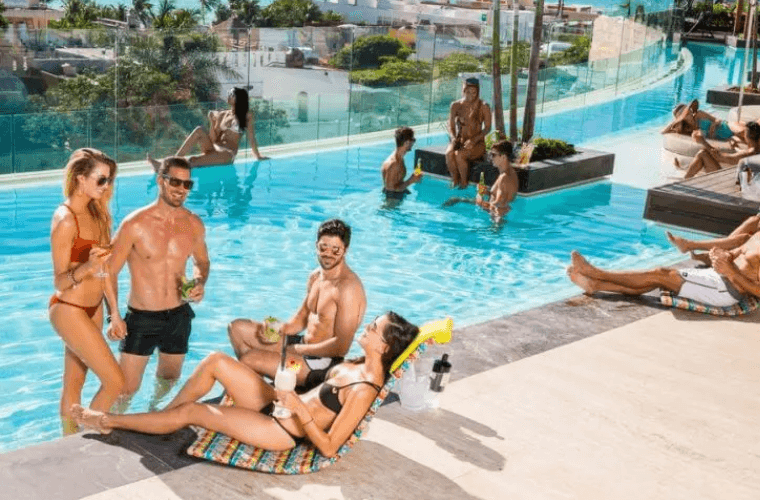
[677,268,745,307]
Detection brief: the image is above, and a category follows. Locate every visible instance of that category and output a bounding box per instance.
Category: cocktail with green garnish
[262,316,281,344]
[179,276,196,302]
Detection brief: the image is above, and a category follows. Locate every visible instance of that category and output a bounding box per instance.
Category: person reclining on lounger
[667,214,760,265]
[566,230,760,307]
[228,219,367,391]
[678,122,760,178]
[71,312,418,458]
[148,87,266,169]
[662,99,737,141]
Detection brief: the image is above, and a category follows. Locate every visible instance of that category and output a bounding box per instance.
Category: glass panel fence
[0,9,683,175]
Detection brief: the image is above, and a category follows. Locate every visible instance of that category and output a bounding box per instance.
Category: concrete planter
[414,145,614,194]
[706,84,760,107]
[726,35,751,48]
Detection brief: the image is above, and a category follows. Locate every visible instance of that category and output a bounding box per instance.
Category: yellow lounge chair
[186,318,454,474]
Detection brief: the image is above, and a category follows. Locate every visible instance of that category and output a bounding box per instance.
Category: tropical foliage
[0,1,8,29]
[260,0,321,27]
[330,35,413,70]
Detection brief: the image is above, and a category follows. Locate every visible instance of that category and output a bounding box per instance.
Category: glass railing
[0,8,683,175]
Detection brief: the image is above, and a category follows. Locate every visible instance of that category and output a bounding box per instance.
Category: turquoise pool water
[0,43,746,453]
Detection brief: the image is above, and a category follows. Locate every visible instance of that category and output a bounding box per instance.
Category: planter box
[706,84,760,107]
[726,35,750,48]
[414,145,614,194]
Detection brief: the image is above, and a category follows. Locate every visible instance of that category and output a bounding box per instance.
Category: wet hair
[232,87,249,132]
[491,140,513,159]
[463,77,480,97]
[63,148,117,244]
[157,156,191,177]
[317,219,351,248]
[395,127,415,147]
[747,121,760,142]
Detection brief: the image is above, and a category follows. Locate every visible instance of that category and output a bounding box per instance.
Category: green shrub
[530,137,576,162]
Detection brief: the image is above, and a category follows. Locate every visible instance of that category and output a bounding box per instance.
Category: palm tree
[509,3,519,142]
[198,0,219,26]
[132,0,154,27]
[230,0,261,27]
[521,0,543,143]
[492,0,505,137]
[152,0,176,29]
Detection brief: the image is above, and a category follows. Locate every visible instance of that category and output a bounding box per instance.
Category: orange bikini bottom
[49,295,102,318]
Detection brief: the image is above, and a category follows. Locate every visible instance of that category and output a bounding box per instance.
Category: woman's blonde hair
[63,148,117,244]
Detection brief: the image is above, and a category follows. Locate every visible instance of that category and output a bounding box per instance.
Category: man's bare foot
[689,251,711,266]
[567,266,596,295]
[666,231,691,253]
[673,157,682,170]
[71,404,112,435]
[570,250,597,277]
[147,153,161,172]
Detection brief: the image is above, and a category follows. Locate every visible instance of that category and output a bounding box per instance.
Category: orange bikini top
[62,204,99,263]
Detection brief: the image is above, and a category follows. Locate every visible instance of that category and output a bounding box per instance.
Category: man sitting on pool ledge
[567,232,760,307]
[381,127,422,200]
[228,219,367,390]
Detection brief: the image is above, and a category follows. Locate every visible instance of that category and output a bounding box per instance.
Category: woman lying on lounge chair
[149,87,267,169]
[72,312,418,458]
[662,99,739,142]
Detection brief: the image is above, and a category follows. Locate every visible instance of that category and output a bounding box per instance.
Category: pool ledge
[5,260,759,499]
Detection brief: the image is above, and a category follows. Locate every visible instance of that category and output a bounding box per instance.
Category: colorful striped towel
[660,291,760,316]
[186,318,453,474]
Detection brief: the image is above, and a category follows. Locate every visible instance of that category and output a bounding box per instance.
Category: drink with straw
[273,336,297,418]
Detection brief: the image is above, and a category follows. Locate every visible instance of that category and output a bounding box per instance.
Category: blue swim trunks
[699,119,733,141]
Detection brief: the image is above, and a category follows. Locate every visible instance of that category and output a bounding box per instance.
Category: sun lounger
[660,291,760,316]
[186,318,454,474]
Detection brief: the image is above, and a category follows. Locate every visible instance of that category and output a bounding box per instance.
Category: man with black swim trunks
[107,157,210,411]
[381,127,421,201]
[228,219,366,390]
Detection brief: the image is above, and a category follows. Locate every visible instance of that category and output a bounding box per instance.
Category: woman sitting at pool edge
[72,312,418,457]
[149,87,267,170]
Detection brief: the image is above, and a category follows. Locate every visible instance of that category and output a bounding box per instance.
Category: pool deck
[3,271,760,500]
[644,167,760,236]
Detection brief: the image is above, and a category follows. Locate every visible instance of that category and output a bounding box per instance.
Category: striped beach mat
[660,291,760,316]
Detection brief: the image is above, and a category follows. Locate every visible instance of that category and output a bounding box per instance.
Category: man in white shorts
[566,230,760,306]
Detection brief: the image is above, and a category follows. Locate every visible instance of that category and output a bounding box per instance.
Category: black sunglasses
[161,174,194,190]
[95,175,113,187]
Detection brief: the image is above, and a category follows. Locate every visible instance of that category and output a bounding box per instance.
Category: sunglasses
[487,152,504,162]
[95,175,113,187]
[161,174,194,190]
[316,242,346,256]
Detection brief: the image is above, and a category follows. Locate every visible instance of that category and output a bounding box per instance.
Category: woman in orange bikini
[49,148,127,434]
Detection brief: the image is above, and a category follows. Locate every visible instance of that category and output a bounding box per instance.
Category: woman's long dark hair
[348,311,418,382]
[232,87,249,132]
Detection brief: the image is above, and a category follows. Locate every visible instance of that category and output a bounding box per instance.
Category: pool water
[0,42,744,453]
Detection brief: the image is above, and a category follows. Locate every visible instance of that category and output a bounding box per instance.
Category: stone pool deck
[3,273,759,500]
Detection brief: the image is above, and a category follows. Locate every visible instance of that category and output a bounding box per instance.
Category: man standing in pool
[228,219,366,389]
[107,156,210,411]
[382,127,422,201]
[445,77,491,189]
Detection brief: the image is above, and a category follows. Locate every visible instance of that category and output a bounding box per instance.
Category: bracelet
[67,268,81,286]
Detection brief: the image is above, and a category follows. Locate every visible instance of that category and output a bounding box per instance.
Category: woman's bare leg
[164,352,275,411]
[685,149,721,178]
[61,346,87,434]
[50,304,125,414]
[569,251,684,294]
[176,127,215,157]
[667,230,752,253]
[187,150,235,168]
[445,144,460,187]
[72,402,296,451]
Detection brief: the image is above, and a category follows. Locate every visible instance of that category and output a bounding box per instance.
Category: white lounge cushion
[662,132,733,157]
[728,105,760,123]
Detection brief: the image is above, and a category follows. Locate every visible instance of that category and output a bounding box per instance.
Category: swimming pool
[0,42,743,453]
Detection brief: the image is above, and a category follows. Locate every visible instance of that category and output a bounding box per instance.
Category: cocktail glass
[93,244,112,278]
[272,367,297,419]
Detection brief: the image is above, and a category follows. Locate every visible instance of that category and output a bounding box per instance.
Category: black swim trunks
[383,188,411,200]
[286,334,344,390]
[120,303,195,356]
